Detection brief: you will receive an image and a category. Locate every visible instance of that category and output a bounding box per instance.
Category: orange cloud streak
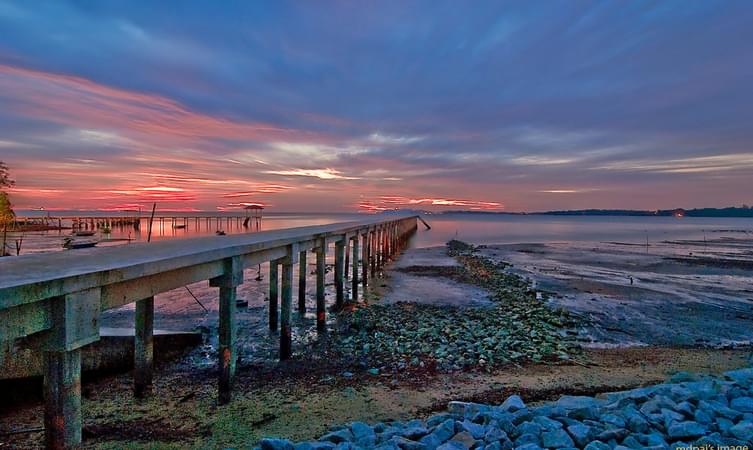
[0,63,324,144]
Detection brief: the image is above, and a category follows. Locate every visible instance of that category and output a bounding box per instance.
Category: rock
[724,368,753,385]
[716,417,734,434]
[566,424,593,448]
[513,432,540,447]
[449,431,476,449]
[556,396,599,410]
[600,413,626,428]
[341,371,353,379]
[515,421,542,437]
[514,445,544,450]
[730,396,753,412]
[368,368,380,376]
[667,421,706,440]
[402,426,429,440]
[320,429,354,444]
[625,412,650,434]
[621,435,642,448]
[261,438,295,450]
[483,427,507,443]
[419,419,455,447]
[390,436,428,450]
[294,442,336,450]
[594,427,628,442]
[674,401,695,418]
[500,395,525,412]
[458,420,485,439]
[532,415,562,431]
[436,442,466,450]
[694,408,713,425]
[729,420,753,442]
[350,422,376,447]
[541,429,574,448]
[584,441,610,450]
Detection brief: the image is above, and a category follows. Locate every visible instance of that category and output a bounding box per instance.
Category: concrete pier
[0,216,418,449]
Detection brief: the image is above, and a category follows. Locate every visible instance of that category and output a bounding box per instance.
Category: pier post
[280,245,298,360]
[334,238,345,308]
[375,228,381,268]
[44,350,81,450]
[344,238,350,280]
[361,232,369,288]
[269,260,279,331]
[298,250,307,313]
[134,296,154,398]
[351,235,359,302]
[316,239,326,331]
[210,256,243,405]
[43,289,100,450]
[370,229,376,276]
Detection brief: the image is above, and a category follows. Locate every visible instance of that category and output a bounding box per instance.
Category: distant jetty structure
[10,212,266,232]
[0,215,418,449]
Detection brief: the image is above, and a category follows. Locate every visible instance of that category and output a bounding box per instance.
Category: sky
[1,1,752,213]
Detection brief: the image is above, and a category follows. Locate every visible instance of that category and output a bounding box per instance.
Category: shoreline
[2,237,753,448]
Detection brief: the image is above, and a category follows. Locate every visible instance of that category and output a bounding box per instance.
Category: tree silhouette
[0,161,14,189]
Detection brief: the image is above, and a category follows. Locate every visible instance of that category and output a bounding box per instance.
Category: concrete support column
[344,238,350,280]
[298,250,307,313]
[351,235,359,302]
[269,260,279,331]
[210,256,243,405]
[44,349,82,450]
[134,296,154,398]
[316,240,326,332]
[373,230,379,276]
[334,238,345,308]
[361,232,369,288]
[44,289,99,450]
[280,245,297,360]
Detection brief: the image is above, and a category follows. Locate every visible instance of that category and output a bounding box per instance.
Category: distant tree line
[432,206,753,218]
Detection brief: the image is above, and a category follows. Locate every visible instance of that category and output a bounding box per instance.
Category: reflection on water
[6,212,367,255]
[409,213,753,248]
[6,212,753,255]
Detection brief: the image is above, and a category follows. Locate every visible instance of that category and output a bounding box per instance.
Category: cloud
[264,168,360,180]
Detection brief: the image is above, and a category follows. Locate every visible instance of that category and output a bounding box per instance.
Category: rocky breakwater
[257,367,753,449]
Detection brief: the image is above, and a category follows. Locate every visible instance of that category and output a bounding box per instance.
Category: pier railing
[0,215,419,449]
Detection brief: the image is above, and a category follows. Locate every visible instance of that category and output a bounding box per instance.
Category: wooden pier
[0,215,418,449]
[11,215,262,231]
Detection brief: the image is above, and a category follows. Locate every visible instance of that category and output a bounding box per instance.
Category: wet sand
[478,237,753,348]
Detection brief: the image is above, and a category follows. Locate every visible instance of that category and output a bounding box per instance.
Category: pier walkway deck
[0,215,418,449]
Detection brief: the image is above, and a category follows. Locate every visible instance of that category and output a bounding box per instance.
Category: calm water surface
[5,211,753,255]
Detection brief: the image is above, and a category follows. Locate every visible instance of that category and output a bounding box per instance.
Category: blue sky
[1,1,752,211]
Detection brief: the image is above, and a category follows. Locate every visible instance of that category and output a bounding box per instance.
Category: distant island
[386,206,753,218]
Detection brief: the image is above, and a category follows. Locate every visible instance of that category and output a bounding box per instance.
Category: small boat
[74,230,96,237]
[173,224,186,229]
[63,237,98,249]
[215,230,226,236]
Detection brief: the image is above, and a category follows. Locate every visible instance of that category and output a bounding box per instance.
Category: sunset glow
[1,2,752,212]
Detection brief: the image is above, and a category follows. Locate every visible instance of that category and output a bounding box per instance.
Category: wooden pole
[44,349,82,449]
[134,296,154,398]
[147,203,156,243]
[280,257,294,360]
[344,238,350,280]
[269,260,279,331]
[351,235,359,302]
[298,250,307,313]
[334,239,345,308]
[210,256,242,405]
[361,232,368,288]
[316,241,326,332]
